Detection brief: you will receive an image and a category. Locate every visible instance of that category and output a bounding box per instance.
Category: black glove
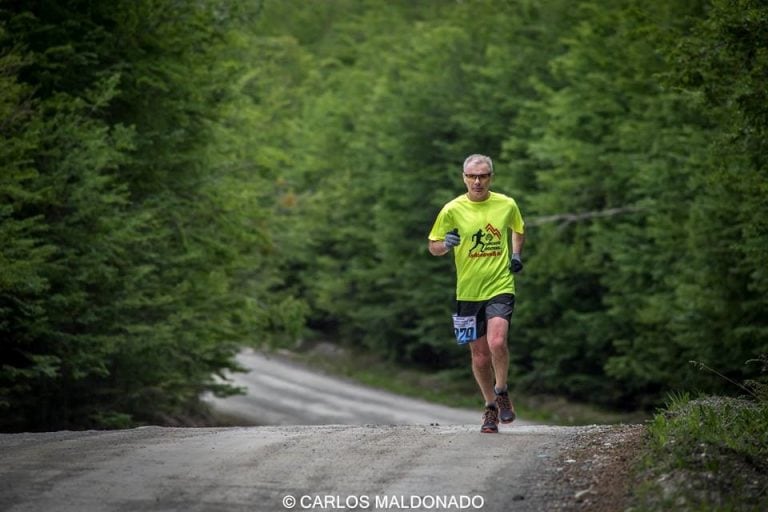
[444,229,460,250]
[510,253,523,273]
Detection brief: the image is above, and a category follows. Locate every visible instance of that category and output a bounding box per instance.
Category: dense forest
[1,0,766,431]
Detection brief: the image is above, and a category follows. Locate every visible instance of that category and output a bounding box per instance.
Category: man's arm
[429,229,460,256]
[428,239,451,256]
[512,231,525,256]
[509,230,526,273]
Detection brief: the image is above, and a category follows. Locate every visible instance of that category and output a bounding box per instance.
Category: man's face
[463,161,492,202]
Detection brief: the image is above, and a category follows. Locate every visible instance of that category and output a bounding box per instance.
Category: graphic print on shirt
[468,223,503,258]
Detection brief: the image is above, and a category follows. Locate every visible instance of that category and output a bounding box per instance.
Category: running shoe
[481,405,499,433]
[495,390,516,424]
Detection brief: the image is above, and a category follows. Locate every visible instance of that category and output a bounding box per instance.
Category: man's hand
[444,229,461,250]
[510,253,523,273]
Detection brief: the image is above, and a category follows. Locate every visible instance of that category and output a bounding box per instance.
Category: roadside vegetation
[630,358,768,510]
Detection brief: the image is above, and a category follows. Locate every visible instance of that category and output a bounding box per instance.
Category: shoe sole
[499,413,516,424]
[495,394,515,424]
[481,426,498,433]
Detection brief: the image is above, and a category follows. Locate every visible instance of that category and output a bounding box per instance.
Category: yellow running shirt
[429,192,524,301]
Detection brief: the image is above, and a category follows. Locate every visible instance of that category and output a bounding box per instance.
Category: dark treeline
[1,0,766,431]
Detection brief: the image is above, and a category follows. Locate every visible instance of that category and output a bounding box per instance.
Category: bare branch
[527,206,644,227]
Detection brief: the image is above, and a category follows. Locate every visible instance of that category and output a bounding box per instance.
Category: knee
[487,334,507,353]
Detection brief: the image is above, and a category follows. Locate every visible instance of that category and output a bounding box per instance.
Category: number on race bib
[452,315,477,345]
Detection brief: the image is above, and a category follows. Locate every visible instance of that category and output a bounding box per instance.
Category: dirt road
[0,423,602,512]
[0,351,644,511]
[202,349,503,426]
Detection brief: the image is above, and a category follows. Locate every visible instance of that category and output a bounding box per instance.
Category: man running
[469,229,486,254]
[428,154,525,433]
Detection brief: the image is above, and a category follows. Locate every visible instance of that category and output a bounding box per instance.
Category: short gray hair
[463,154,494,174]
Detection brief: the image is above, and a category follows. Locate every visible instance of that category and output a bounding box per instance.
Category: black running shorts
[453,293,515,344]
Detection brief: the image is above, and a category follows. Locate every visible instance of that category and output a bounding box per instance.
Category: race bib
[452,314,477,345]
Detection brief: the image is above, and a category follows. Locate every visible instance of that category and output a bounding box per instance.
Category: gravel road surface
[0,350,643,511]
[202,349,509,427]
[0,423,592,512]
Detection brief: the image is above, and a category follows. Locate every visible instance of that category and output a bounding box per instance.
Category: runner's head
[463,154,493,174]
[462,154,493,202]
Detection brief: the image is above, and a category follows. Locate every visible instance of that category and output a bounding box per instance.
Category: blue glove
[510,253,523,273]
[444,229,460,250]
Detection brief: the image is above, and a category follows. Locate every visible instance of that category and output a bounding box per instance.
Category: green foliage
[277,0,767,411]
[3,0,767,429]
[1,29,139,426]
[245,0,768,411]
[691,356,768,403]
[745,354,768,402]
[660,0,768,392]
[0,0,288,431]
[634,393,768,510]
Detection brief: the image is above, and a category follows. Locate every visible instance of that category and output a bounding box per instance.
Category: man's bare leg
[486,316,510,391]
[486,316,516,422]
[469,336,502,432]
[469,336,495,404]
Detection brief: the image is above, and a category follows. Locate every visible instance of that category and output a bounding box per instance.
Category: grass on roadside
[631,357,768,511]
